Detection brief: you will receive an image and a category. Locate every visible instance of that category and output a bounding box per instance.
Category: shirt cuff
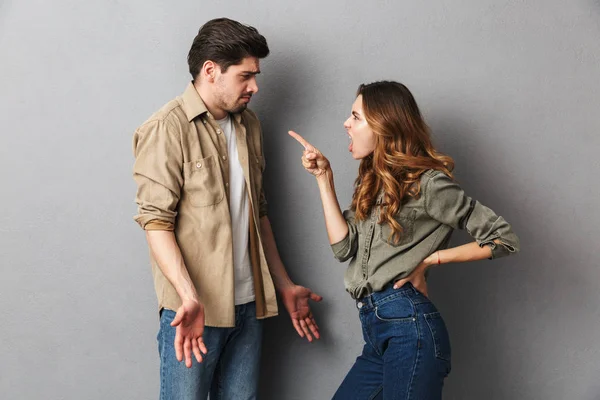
[331,235,351,259]
[143,219,175,231]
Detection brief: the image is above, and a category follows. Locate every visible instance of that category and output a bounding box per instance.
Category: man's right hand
[170,298,208,368]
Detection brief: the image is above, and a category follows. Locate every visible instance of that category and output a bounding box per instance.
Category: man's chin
[228,103,248,114]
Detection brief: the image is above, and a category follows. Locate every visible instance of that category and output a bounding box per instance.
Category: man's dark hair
[188,18,269,79]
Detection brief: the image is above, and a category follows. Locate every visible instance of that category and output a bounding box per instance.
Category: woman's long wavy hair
[350,81,454,244]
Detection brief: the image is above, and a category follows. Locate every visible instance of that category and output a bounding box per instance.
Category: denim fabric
[333,283,451,400]
[157,302,263,400]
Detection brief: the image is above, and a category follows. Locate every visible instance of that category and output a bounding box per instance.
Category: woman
[289,81,519,400]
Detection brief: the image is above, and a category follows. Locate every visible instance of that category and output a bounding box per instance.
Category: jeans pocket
[424,312,452,366]
[374,296,415,322]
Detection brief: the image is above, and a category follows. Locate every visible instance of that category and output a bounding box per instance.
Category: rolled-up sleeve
[424,172,520,259]
[132,119,183,230]
[258,153,268,218]
[258,189,268,218]
[253,113,269,218]
[331,209,359,262]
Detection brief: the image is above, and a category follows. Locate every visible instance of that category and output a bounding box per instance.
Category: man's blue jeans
[157,302,263,400]
[333,283,451,400]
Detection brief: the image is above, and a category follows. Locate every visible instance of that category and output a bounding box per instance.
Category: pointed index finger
[288,130,314,151]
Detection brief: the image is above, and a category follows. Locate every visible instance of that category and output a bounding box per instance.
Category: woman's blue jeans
[333,283,451,400]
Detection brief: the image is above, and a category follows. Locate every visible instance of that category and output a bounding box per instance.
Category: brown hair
[188,18,269,79]
[350,81,454,243]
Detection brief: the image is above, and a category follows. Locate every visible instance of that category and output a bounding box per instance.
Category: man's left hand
[280,284,323,342]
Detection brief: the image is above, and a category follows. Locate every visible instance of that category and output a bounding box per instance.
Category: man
[132,18,322,399]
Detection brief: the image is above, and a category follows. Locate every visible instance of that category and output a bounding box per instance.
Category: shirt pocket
[183,155,224,207]
[378,208,417,247]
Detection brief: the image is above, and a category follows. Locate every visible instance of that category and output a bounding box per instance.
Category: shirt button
[196,162,202,168]
[225,183,229,187]
[202,120,207,124]
[217,129,222,134]
[222,155,227,161]
[357,302,363,309]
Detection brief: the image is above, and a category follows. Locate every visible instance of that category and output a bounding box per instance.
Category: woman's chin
[350,148,371,160]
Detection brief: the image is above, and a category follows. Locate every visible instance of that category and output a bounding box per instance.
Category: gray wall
[1,0,599,399]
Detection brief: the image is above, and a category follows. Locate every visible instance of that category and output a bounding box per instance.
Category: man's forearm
[259,216,293,291]
[146,230,198,302]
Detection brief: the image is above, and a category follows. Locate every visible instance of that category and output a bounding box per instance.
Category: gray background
[1,0,599,399]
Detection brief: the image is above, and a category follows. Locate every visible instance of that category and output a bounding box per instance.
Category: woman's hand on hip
[393,254,437,297]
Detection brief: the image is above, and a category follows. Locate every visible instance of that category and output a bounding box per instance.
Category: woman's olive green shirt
[331,170,520,299]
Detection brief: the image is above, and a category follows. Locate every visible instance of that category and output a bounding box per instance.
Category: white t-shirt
[216,114,255,305]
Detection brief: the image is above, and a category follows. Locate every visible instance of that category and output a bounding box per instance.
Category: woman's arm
[289,131,358,260]
[289,130,348,244]
[394,172,520,295]
[315,168,348,244]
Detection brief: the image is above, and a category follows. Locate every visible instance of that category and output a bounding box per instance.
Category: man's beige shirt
[133,83,278,327]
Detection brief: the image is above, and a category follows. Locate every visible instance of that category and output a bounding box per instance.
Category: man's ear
[202,60,217,82]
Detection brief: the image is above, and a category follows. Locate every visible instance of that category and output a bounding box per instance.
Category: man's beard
[228,102,248,114]
[217,95,248,115]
